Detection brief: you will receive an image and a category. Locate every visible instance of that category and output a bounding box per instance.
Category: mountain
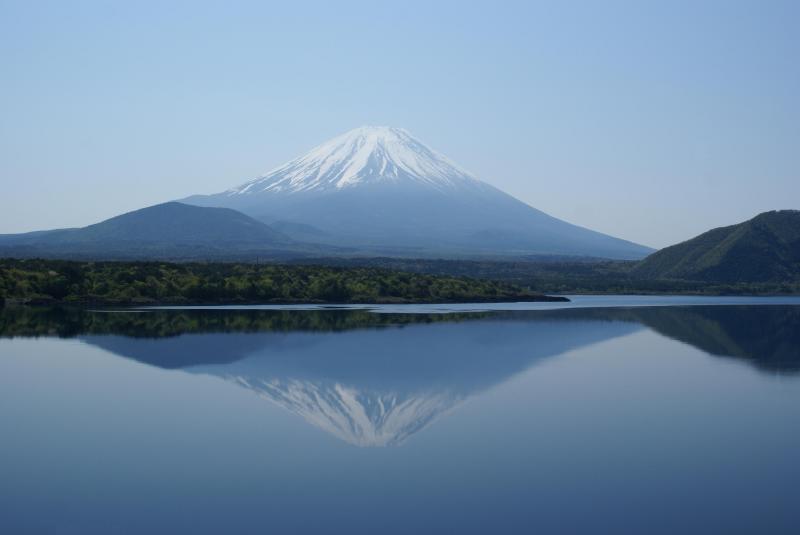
[633,210,800,283]
[183,126,653,260]
[0,202,297,260]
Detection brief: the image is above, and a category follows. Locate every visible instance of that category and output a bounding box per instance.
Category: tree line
[0,258,560,305]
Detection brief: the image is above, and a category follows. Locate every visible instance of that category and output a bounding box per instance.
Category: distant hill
[633,210,800,283]
[60,202,290,244]
[0,202,298,260]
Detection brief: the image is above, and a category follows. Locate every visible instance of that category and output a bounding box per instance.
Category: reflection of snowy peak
[228,375,462,447]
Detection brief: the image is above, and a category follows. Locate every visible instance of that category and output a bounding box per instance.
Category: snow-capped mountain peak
[182,125,654,259]
[227,126,483,195]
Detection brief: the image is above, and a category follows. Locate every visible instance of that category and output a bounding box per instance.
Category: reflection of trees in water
[0,307,490,338]
[1,305,798,375]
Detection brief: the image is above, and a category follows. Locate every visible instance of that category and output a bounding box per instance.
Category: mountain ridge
[0,202,303,260]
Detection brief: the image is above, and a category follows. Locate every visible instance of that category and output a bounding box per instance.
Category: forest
[0,258,564,305]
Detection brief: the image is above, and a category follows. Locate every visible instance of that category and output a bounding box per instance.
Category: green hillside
[633,210,800,283]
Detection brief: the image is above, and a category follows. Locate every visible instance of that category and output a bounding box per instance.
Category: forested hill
[0,258,565,305]
[633,210,800,283]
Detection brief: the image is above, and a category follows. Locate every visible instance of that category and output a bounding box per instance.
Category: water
[1,297,799,534]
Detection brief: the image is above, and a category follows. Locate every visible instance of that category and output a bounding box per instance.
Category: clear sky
[1,0,798,248]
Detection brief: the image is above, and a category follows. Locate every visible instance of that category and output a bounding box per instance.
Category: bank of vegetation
[0,258,565,306]
[291,257,800,295]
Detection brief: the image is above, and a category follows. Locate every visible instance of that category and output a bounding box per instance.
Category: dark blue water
[1,299,799,534]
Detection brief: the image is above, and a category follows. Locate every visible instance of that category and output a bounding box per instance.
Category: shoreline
[2,294,570,308]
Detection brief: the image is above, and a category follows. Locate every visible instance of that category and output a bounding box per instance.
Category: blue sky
[1,0,798,247]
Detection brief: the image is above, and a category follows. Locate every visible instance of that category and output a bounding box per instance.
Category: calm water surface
[1,296,799,534]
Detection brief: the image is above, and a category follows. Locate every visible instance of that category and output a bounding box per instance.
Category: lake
[1,296,799,534]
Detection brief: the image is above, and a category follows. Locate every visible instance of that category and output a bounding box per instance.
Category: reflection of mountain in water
[636,306,800,374]
[1,305,798,445]
[232,377,461,447]
[79,313,639,446]
[192,318,641,446]
[549,306,800,374]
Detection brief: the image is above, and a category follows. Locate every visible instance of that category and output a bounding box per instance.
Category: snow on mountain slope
[227,126,484,195]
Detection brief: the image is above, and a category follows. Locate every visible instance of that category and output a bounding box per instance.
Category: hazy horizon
[2,1,798,248]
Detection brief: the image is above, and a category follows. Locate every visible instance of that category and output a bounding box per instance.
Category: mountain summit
[227,126,484,194]
[184,127,653,259]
